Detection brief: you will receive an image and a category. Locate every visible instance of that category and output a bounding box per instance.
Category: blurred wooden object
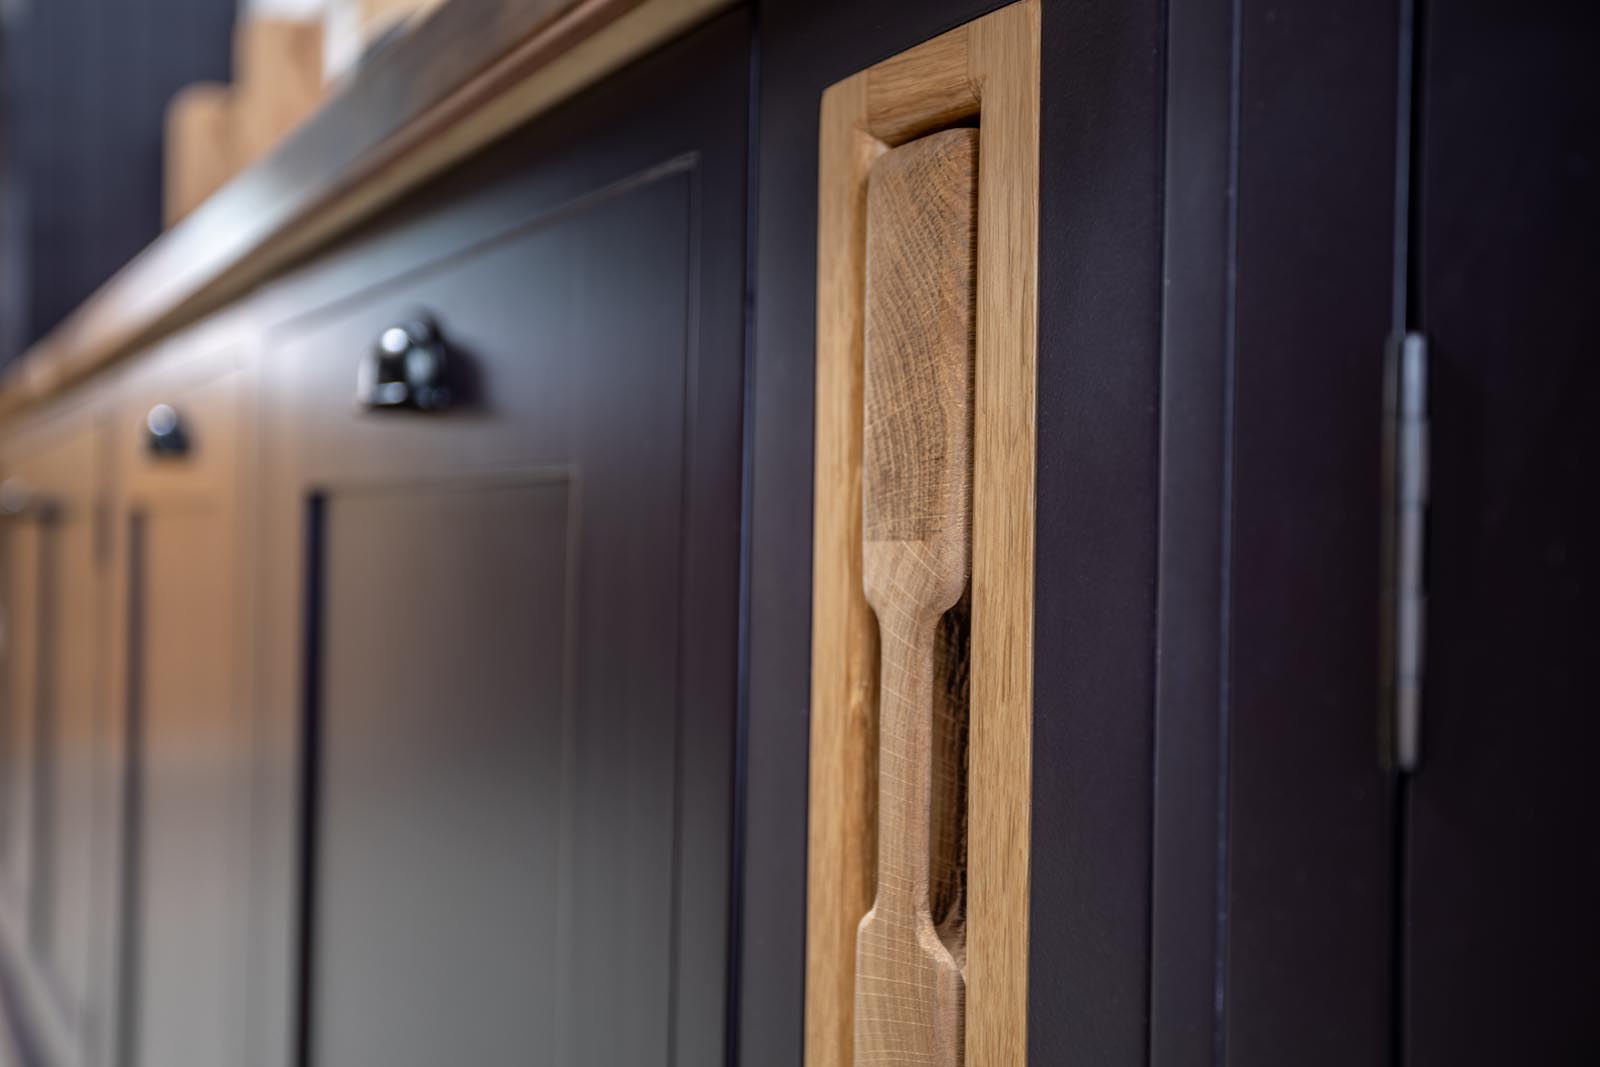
[163,17,325,230]
[361,0,449,41]
[233,18,326,170]
[39,0,717,402]
[164,84,234,226]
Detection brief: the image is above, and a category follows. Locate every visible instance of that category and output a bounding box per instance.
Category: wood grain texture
[807,70,883,1067]
[865,27,979,147]
[806,4,1037,1065]
[0,0,731,420]
[964,6,1038,1064]
[854,129,976,1067]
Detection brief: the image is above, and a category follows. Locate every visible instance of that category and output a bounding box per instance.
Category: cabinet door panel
[312,479,570,1067]
[117,353,251,1067]
[43,491,100,1012]
[288,172,696,1066]
[254,16,749,1065]
[0,519,43,908]
[0,416,109,1043]
[128,505,238,1067]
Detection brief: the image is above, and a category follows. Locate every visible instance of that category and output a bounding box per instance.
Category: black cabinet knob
[356,316,453,412]
[146,403,190,456]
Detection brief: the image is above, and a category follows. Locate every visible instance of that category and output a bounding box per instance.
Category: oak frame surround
[805,3,1040,1064]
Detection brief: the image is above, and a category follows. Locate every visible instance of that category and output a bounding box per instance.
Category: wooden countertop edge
[0,0,731,418]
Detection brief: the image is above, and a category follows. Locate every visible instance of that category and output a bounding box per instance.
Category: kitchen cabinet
[109,317,257,1067]
[245,12,748,1067]
[0,1,1591,1065]
[0,398,115,1066]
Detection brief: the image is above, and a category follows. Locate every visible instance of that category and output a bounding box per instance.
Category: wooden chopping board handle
[855,127,978,1067]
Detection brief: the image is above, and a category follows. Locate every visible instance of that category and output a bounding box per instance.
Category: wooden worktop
[0,0,727,416]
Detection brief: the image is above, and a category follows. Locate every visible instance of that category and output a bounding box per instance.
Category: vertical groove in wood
[806,4,1038,1066]
[931,591,971,973]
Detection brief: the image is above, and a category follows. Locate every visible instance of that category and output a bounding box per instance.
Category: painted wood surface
[238,16,751,1067]
[109,339,256,1067]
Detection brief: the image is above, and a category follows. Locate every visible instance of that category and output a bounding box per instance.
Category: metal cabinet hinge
[1382,332,1428,772]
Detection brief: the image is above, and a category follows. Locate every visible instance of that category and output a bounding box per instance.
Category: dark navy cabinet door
[250,13,748,1067]
[1404,2,1599,1063]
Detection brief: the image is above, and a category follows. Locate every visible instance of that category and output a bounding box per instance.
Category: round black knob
[357,316,452,412]
[146,404,190,456]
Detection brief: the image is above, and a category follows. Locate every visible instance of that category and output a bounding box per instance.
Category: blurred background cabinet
[0,402,115,1065]
[109,318,256,1067]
